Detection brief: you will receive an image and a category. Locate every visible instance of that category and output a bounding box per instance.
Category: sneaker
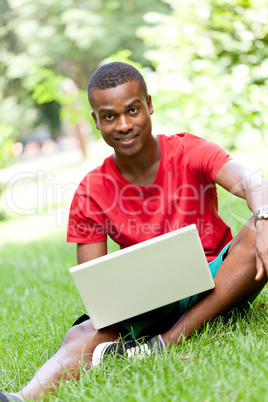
[92,335,165,366]
[0,393,24,402]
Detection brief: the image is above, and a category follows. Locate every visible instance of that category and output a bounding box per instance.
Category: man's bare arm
[214,160,268,213]
[215,160,268,280]
[77,241,107,264]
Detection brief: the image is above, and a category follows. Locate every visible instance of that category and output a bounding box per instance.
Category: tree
[137,0,268,149]
[0,0,171,139]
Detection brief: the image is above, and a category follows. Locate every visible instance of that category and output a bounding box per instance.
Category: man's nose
[116,115,133,132]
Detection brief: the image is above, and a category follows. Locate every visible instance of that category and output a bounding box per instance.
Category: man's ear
[91,111,100,130]
[147,95,154,115]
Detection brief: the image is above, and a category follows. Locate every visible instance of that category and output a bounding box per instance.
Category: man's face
[91,81,154,157]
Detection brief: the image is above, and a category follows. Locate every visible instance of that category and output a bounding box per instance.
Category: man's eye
[130,107,138,114]
[104,114,113,120]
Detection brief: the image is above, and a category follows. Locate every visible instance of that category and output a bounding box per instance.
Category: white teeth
[120,138,133,142]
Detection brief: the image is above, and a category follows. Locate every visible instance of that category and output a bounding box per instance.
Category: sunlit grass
[52,312,268,401]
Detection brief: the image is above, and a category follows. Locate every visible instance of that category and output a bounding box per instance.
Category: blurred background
[1,0,268,244]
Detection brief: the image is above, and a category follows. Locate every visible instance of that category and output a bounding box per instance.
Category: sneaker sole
[92,342,114,367]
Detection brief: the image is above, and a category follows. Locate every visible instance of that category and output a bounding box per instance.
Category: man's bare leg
[162,218,268,345]
[18,320,120,401]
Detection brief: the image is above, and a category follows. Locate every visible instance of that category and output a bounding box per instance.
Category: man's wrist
[254,205,268,228]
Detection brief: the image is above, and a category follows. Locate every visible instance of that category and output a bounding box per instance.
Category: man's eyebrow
[98,99,142,114]
[98,107,114,114]
[126,98,142,108]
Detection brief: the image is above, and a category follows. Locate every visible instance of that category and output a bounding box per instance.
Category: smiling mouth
[116,135,138,144]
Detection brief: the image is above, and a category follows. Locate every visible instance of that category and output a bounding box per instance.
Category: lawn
[0,185,268,401]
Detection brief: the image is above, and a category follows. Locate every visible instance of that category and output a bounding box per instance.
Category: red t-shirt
[67,133,233,261]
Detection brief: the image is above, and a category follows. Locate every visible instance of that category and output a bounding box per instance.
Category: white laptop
[69,224,214,329]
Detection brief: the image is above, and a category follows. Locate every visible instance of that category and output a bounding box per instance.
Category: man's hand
[255,220,268,281]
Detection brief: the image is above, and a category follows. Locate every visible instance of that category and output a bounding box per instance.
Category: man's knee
[61,320,120,354]
[229,224,256,261]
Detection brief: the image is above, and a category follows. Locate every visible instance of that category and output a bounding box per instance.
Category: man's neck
[113,135,161,186]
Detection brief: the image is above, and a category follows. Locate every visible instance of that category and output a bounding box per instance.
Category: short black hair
[88,62,148,105]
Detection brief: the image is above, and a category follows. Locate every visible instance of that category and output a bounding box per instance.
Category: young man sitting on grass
[1,62,268,402]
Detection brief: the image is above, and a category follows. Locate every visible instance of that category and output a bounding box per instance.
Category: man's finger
[255,255,265,281]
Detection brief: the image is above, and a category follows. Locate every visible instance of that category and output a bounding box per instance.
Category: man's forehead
[91,81,147,110]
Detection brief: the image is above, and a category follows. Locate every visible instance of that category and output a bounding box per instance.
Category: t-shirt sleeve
[185,134,232,182]
[67,178,107,244]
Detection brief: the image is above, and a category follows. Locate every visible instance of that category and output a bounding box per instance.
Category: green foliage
[138,0,268,149]
[1,0,268,148]
[0,0,170,139]
[26,68,65,105]
[25,66,92,131]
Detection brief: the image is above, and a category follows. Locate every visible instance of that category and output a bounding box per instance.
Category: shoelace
[126,343,151,358]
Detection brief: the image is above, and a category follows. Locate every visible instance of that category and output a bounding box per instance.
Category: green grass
[0,193,268,401]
